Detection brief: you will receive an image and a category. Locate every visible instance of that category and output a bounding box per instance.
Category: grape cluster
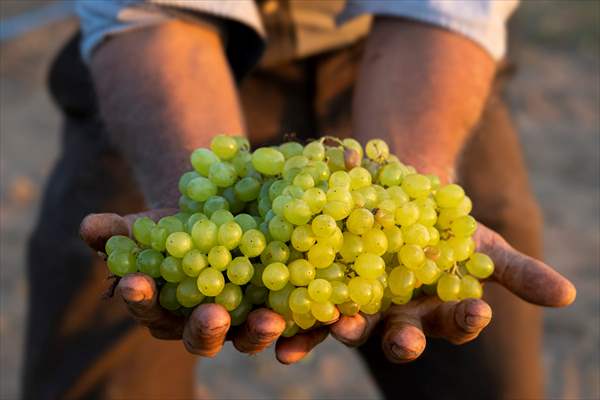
[104,135,494,336]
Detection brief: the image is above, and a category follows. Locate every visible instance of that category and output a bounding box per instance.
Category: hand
[275,223,576,364]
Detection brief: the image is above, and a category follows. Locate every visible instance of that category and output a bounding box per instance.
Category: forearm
[353,18,496,182]
[91,20,245,208]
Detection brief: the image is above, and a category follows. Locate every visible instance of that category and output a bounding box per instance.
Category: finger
[476,224,576,307]
[275,328,329,364]
[381,321,426,363]
[117,273,185,339]
[330,312,381,347]
[232,308,286,354]
[421,298,492,345]
[183,303,231,357]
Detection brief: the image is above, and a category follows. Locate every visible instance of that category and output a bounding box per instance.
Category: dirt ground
[1,1,598,399]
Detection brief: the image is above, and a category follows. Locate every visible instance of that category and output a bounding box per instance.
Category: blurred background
[1,1,598,399]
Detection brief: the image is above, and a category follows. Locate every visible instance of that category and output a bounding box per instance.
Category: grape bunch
[104,135,494,337]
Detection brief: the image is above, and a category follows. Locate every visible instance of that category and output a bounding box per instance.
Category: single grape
[330,281,350,304]
[288,259,316,286]
[378,163,404,187]
[227,256,254,285]
[395,202,420,226]
[311,301,337,322]
[234,176,261,202]
[279,142,304,159]
[307,243,335,269]
[187,176,218,202]
[229,298,252,327]
[268,179,288,201]
[282,319,299,338]
[317,227,343,251]
[161,256,185,283]
[239,229,267,258]
[346,208,374,235]
[252,147,285,175]
[191,219,218,252]
[348,167,371,190]
[211,134,239,160]
[435,184,465,208]
[451,215,478,237]
[107,249,137,277]
[362,228,388,256]
[402,224,431,247]
[348,276,373,305]
[190,148,219,176]
[260,241,290,264]
[398,244,425,270]
[303,141,325,161]
[136,248,164,278]
[215,282,243,311]
[231,150,252,176]
[338,301,360,316]
[448,237,475,261]
[311,214,337,237]
[105,235,136,256]
[283,199,312,225]
[432,241,455,270]
[315,262,345,282]
[293,173,315,190]
[428,226,440,246]
[387,186,410,207]
[196,267,225,296]
[466,252,494,279]
[388,266,416,296]
[132,217,155,246]
[150,226,168,251]
[217,221,243,250]
[365,139,389,161]
[383,226,404,253]
[179,195,202,214]
[262,262,290,291]
[159,282,180,310]
[203,195,229,217]
[326,146,345,172]
[245,284,269,305]
[354,253,385,279]
[322,200,351,221]
[181,249,208,277]
[293,312,316,330]
[308,279,332,303]
[437,273,461,301]
[289,287,312,314]
[234,213,258,232]
[165,231,193,258]
[416,259,442,284]
[178,171,200,195]
[401,174,432,199]
[459,275,483,299]
[222,186,245,214]
[339,232,364,262]
[268,284,293,315]
[211,209,234,226]
[208,162,238,188]
[290,224,316,252]
[176,278,205,307]
[268,215,294,242]
[207,245,232,271]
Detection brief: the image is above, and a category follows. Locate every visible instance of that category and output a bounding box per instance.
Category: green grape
[150,226,168,251]
[260,241,290,264]
[326,187,354,205]
[258,221,271,241]
[215,282,243,311]
[322,200,351,221]
[288,248,303,263]
[351,191,366,208]
[252,147,285,175]
[427,226,440,246]
[182,249,208,277]
[173,212,191,225]
[308,279,332,303]
[359,186,379,209]
[207,245,232,271]
[234,213,258,232]
[262,262,290,290]
[436,207,464,229]
[211,209,234,226]
[387,186,410,207]
[448,237,475,261]
[365,139,389,161]
[283,199,312,225]
[383,226,404,253]
[284,155,309,172]
[417,206,438,227]
[165,232,193,258]
[348,167,371,189]
[293,312,316,330]
[348,276,373,305]
[234,136,250,151]
[375,208,396,229]
[456,195,473,215]
[191,219,218,252]
[268,215,293,242]
[354,253,385,279]
[132,217,155,246]
[362,228,388,256]
[161,256,185,283]
[303,141,325,161]
[395,202,420,226]
[311,214,337,237]
[398,244,425,269]
[362,300,382,315]
[107,249,137,277]
[282,319,299,338]
[234,176,261,202]
[391,291,413,305]
[427,174,441,189]
[401,174,432,199]
[190,148,219,176]
[211,134,239,160]
[330,281,349,304]
[159,282,180,311]
[268,180,288,201]
[185,213,207,233]
[311,301,336,322]
[208,162,238,188]
[250,263,266,287]
[437,272,461,301]
[459,275,483,299]
[272,194,292,217]
[231,150,252,176]
[401,224,430,247]
[217,221,243,250]
[279,142,304,159]
[203,196,229,217]
[227,256,254,285]
[435,184,465,208]
[229,298,252,327]
[466,252,494,279]
[378,163,403,187]
[432,241,455,270]
[197,267,225,296]
[326,147,345,172]
[307,243,335,269]
[187,176,217,202]
[289,287,312,314]
[311,160,330,182]
[299,188,325,215]
[315,262,345,282]
[290,224,316,252]
[176,278,205,307]
[415,259,442,284]
[339,232,363,262]
[178,171,200,195]
[346,208,374,235]
[288,259,316,286]
[136,248,164,278]
[268,283,293,315]
[179,195,202,214]
[105,235,136,256]
[389,266,416,296]
[338,301,360,316]
[222,186,245,214]
[451,215,478,237]
[317,228,343,251]
[245,284,269,305]
[257,197,271,218]
[239,229,266,258]
[293,173,315,190]
[329,171,351,189]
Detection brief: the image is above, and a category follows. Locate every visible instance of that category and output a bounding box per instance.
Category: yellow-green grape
[330,281,350,304]
[427,174,441,190]
[348,167,371,189]
[459,275,483,299]
[388,266,416,296]
[203,195,229,218]
[293,172,315,190]
[311,214,337,237]
[395,202,420,226]
[417,206,438,227]
[415,259,442,284]
[262,262,290,291]
[346,208,374,235]
[311,301,337,322]
[161,256,185,283]
[283,199,312,225]
[187,176,217,203]
[210,134,239,160]
[427,226,440,246]
[260,241,290,264]
[317,227,344,252]
[217,221,242,250]
[231,150,252,176]
[354,253,385,279]
[239,229,266,258]
[466,252,494,279]
[208,161,238,188]
[435,208,462,229]
[365,139,389,161]
[227,256,254,285]
[252,147,285,175]
[339,232,364,262]
[311,160,330,183]
[401,174,432,199]
[398,244,424,270]
[437,272,461,301]
[370,279,384,301]
[105,235,136,256]
[378,163,404,187]
[279,142,304,159]
[207,246,232,271]
[351,191,366,208]
[383,226,404,253]
[197,267,225,296]
[329,171,351,189]
[289,287,312,314]
[387,186,409,207]
[229,298,253,326]
[150,226,168,252]
[374,208,395,229]
[308,279,332,303]
[182,249,208,277]
[179,171,199,194]
[107,249,137,277]
[136,248,164,278]
[451,215,478,237]
[132,217,155,246]
[234,213,257,232]
[303,141,325,161]
[348,276,373,305]
[391,291,413,305]
[288,259,316,286]
[190,148,218,176]
[315,262,345,282]
[268,180,287,201]
[322,200,351,221]
[186,212,207,233]
[268,215,294,242]
[326,187,353,205]
[358,186,378,209]
[361,299,381,315]
[215,282,243,311]
[448,237,475,261]
[191,219,217,252]
[234,176,261,202]
[293,312,316,330]
[268,284,293,315]
[272,194,292,217]
[435,184,465,208]
[432,241,455,270]
[362,228,388,256]
[401,224,430,247]
[245,284,268,305]
[326,146,345,172]
[159,282,180,311]
[456,195,473,215]
[338,301,360,316]
[302,187,327,213]
[179,196,201,215]
[307,243,336,268]
[176,278,205,307]
[290,225,316,252]
[282,319,299,338]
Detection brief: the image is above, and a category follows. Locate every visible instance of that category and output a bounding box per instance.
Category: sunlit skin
[84,18,575,366]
